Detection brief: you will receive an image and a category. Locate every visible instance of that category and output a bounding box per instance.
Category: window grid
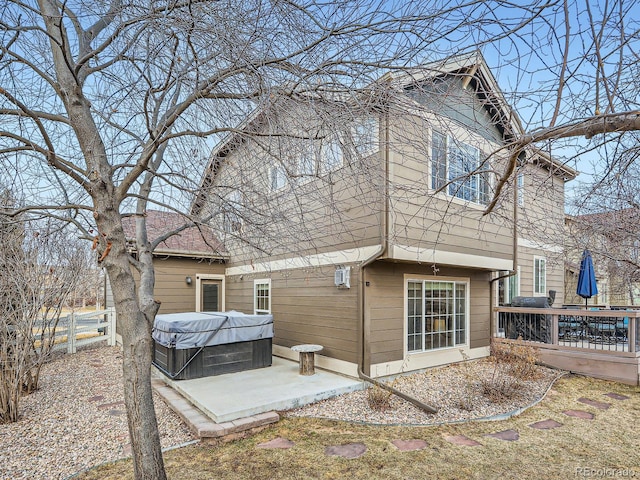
[534,257,546,295]
[254,280,271,314]
[407,279,467,353]
[431,131,490,205]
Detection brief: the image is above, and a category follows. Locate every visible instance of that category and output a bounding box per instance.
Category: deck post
[629,317,636,354]
[551,313,559,345]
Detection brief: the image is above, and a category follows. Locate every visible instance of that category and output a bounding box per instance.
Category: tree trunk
[99,209,166,480]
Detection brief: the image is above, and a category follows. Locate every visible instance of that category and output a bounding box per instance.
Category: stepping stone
[529,419,563,430]
[108,409,126,416]
[605,393,630,401]
[444,435,481,447]
[98,401,125,410]
[563,410,595,420]
[87,395,105,402]
[325,443,367,459]
[578,397,611,410]
[485,429,519,441]
[391,439,428,451]
[257,438,295,449]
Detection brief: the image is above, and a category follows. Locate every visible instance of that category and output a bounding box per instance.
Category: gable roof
[122,210,227,260]
[192,51,576,214]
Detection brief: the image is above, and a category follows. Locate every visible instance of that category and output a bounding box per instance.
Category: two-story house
[192,51,575,378]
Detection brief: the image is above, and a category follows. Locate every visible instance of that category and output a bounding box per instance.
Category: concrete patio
[152,356,365,439]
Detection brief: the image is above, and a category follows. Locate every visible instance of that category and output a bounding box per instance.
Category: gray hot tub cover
[152,311,274,349]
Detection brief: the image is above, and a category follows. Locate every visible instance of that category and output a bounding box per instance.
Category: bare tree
[1,0,639,477]
[0,191,89,422]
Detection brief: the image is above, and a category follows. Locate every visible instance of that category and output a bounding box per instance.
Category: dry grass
[77,375,640,480]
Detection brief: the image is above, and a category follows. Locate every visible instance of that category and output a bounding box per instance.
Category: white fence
[56,308,117,353]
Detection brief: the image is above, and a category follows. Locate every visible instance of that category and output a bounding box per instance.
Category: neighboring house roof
[122,210,227,260]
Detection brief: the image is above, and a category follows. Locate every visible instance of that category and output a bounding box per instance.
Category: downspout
[356,105,437,414]
[489,162,520,337]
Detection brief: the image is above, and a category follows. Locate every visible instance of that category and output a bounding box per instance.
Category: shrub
[480,340,540,402]
[367,383,393,411]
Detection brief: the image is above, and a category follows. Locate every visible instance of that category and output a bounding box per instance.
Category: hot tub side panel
[153,337,272,380]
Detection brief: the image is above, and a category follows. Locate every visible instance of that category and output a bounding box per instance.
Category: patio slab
[155,356,364,423]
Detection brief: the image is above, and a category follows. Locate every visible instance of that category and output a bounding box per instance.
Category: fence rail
[495,307,639,354]
[54,308,117,353]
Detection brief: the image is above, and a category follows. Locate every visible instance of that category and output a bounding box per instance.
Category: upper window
[534,257,546,295]
[352,117,379,157]
[431,131,491,205]
[407,279,467,352]
[295,142,317,184]
[269,164,287,192]
[254,279,271,314]
[223,190,243,233]
[321,138,343,173]
[517,173,525,207]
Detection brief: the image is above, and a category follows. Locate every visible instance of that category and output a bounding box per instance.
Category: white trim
[226,245,383,276]
[272,345,359,378]
[518,237,563,254]
[533,256,547,296]
[254,278,271,314]
[392,244,512,270]
[195,274,226,312]
[370,346,490,378]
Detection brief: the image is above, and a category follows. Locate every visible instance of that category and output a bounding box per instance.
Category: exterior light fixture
[185,276,192,285]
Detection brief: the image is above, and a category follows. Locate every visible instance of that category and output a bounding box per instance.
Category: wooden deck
[494,307,640,385]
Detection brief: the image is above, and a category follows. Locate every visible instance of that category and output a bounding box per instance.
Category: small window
[254,279,271,314]
[223,190,243,233]
[352,117,379,156]
[534,257,546,295]
[517,173,525,207]
[498,267,520,305]
[321,138,343,173]
[298,141,317,180]
[269,164,287,192]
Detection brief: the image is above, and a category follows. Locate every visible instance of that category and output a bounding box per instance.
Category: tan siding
[226,266,360,364]
[364,261,492,367]
[387,112,515,262]
[135,257,225,314]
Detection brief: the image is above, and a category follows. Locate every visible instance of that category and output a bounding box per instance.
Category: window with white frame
[321,138,343,173]
[431,131,491,205]
[254,279,271,314]
[534,257,547,295]
[223,190,243,233]
[269,164,287,192]
[298,141,317,180]
[407,279,467,352]
[352,117,379,156]
[498,267,520,305]
[517,173,525,207]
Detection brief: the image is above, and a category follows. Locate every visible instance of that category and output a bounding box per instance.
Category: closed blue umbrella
[576,249,598,308]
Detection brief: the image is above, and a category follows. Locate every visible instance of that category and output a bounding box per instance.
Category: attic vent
[334,266,351,289]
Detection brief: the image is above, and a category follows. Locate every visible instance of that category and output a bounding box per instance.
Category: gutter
[356,105,438,414]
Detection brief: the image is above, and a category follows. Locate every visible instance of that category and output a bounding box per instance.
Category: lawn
[78,375,639,480]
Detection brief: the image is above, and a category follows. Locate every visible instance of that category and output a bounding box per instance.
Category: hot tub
[152,311,273,380]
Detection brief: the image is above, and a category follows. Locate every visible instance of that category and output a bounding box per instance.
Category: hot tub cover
[152,311,274,349]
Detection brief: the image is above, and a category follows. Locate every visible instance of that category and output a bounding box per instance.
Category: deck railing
[494,306,639,354]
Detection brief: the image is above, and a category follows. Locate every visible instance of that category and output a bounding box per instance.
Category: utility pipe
[488,153,521,337]
[356,105,438,414]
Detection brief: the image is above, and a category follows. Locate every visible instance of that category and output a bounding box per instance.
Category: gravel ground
[1,343,560,479]
[287,359,562,425]
[0,343,195,480]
